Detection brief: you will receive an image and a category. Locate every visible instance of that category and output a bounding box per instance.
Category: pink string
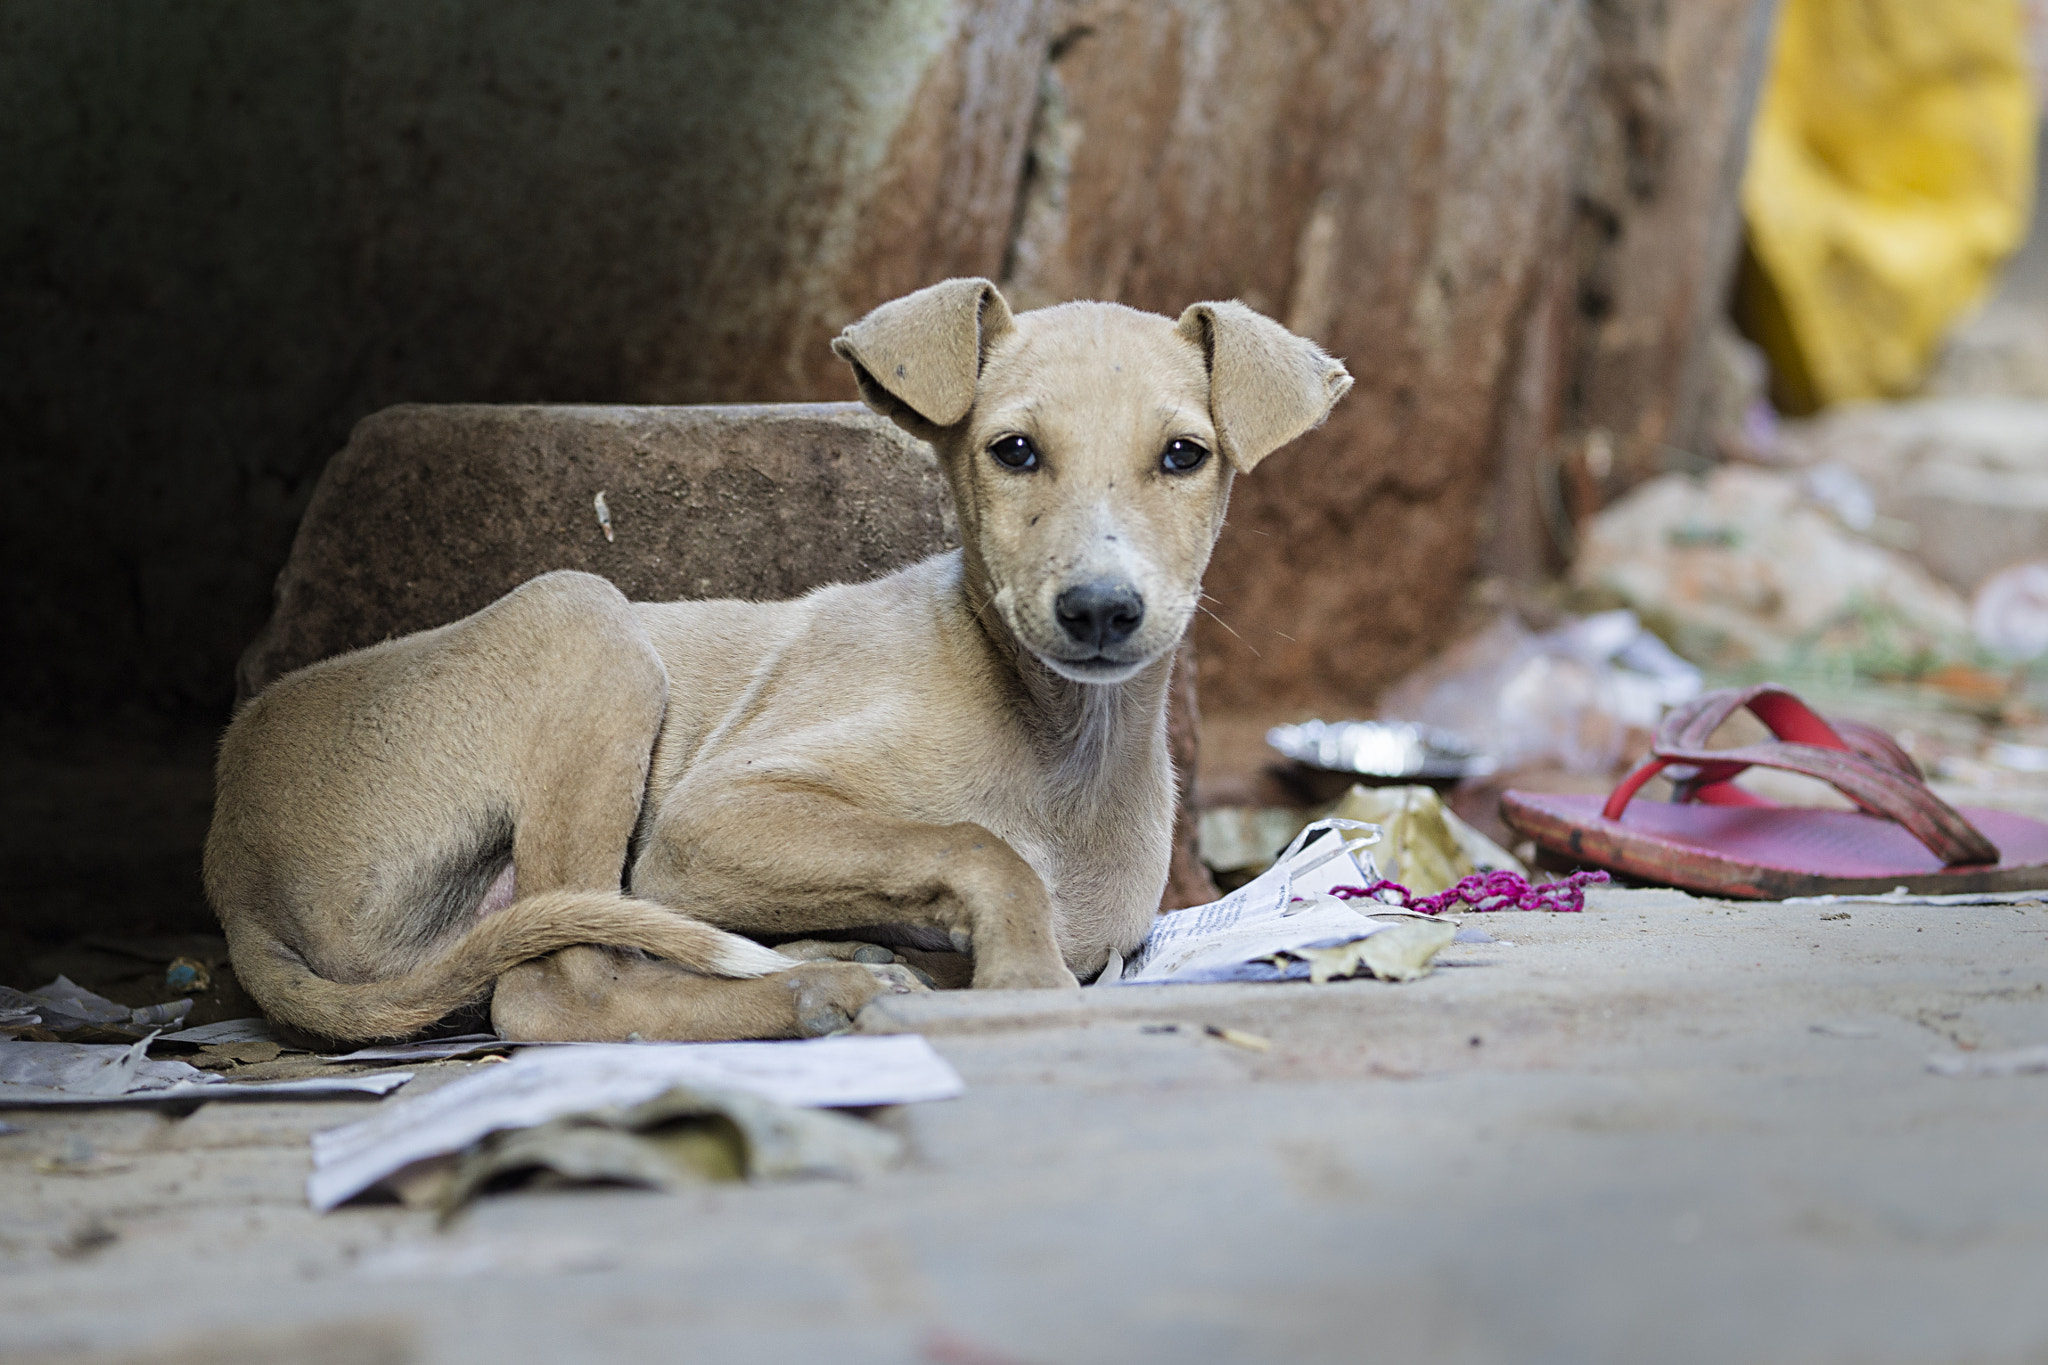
[1327,868,1609,916]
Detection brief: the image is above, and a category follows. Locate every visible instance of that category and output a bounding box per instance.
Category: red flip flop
[1500,685,2048,899]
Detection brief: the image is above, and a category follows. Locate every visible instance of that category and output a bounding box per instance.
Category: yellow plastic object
[1739,0,2037,411]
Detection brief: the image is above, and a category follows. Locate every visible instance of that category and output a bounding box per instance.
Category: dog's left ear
[832,278,1017,435]
[1176,301,1352,474]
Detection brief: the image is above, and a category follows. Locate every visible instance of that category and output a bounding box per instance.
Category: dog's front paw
[861,961,930,995]
[783,961,923,1036]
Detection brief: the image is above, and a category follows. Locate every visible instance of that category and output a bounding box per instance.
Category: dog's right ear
[1176,300,1352,475]
[832,278,1016,435]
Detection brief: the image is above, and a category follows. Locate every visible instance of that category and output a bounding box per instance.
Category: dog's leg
[634,788,1080,990]
[492,946,921,1041]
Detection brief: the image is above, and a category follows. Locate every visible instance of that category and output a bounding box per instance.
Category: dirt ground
[5,883,2048,1365]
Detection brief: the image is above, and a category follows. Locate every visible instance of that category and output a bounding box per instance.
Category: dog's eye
[988,435,1040,471]
[1161,439,1209,474]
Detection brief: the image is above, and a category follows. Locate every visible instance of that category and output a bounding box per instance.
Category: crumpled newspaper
[418,1084,906,1218]
[308,1035,964,1211]
[1116,820,1459,986]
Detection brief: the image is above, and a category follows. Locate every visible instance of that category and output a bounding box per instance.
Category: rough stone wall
[1,0,1771,733]
[1021,1,1601,712]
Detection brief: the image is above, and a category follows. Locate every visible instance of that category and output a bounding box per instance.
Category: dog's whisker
[1197,603,1258,656]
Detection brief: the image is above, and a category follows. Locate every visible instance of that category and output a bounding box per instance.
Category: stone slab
[237,403,958,696]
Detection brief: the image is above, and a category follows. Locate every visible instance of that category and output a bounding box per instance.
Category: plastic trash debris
[1780,398,2048,595]
[0,1037,412,1106]
[1990,742,2048,774]
[1573,465,1972,673]
[1973,561,2048,662]
[1265,719,1494,780]
[1801,463,1878,534]
[1739,0,2036,407]
[307,1034,965,1211]
[164,957,211,993]
[1377,609,1701,773]
[0,989,42,1033]
[0,977,192,1037]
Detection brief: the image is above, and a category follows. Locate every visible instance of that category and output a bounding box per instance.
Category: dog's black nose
[1055,580,1144,650]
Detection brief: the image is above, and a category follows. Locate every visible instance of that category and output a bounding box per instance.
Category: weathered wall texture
[1,0,1772,733]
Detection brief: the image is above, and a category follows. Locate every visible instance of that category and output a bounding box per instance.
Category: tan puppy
[203,279,1350,1044]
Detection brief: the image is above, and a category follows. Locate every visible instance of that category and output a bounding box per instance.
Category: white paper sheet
[159,1017,285,1046]
[307,1034,965,1211]
[317,1035,508,1064]
[1781,887,2048,906]
[1118,820,1388,983]
[0,1073,416,1107]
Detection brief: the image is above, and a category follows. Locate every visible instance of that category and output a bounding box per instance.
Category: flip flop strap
[1602,687,1998,867]
[1656,684,1848,752]
[1672,716,1919,805]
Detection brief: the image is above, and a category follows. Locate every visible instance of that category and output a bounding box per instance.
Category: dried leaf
[1291,918,1458,984]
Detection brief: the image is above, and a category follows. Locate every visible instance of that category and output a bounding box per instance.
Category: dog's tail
[229,890,794,1045]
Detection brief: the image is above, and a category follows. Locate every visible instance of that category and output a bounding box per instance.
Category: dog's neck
[950,549,1175,806]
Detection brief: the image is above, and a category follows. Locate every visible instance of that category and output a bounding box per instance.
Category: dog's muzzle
[1055,579,1144,652]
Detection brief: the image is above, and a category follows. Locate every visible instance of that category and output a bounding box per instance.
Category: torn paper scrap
[308,1034,964,1211]
[1782,888,2048,907]
[160,1018,287,1047]
[0,988,44,1033]
[3,977,192,1035]
[0,1072,413,1107]
[1,1036,203,1096]
[317,1035,509,1064]
[1927,1044,2048,1077]
[24,977,132,1027]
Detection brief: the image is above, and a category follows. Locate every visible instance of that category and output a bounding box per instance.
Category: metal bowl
[1265,719,1496,780]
